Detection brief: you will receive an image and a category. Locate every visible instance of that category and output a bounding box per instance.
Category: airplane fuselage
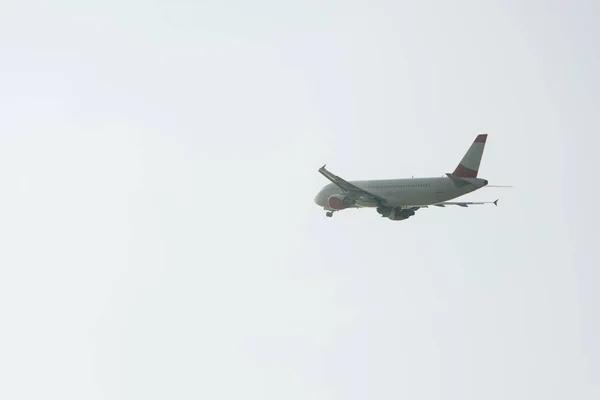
[314,176,488,210]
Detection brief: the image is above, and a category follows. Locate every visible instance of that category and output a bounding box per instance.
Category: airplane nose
[483,179,488,185]
[314,191,325,206]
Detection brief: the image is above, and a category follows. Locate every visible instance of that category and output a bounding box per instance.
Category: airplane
[314,134,505,221]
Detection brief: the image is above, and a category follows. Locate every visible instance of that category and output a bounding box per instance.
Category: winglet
[494,199,498,206]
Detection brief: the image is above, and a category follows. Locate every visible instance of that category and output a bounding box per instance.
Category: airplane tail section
[452,134,487,178]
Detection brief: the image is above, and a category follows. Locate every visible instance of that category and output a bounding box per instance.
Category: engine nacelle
[387,208,415,221]
[327,194,356,210]
[377,206,393,217]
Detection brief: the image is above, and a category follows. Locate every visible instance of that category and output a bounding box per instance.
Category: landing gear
[326,211,334,217]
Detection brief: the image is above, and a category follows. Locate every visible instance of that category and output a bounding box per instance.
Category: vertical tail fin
[452,134,487,178]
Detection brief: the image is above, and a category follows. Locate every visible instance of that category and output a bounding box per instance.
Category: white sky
[1,1,598,399]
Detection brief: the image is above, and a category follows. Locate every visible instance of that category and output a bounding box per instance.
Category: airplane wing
[318,165,388,205]
[423,199,498,208]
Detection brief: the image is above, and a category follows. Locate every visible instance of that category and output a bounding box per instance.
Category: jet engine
[387,208,415,221]
[327,194,356,210]
[376,206,393,217]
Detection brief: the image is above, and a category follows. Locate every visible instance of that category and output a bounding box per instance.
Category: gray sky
[1,1,598,399]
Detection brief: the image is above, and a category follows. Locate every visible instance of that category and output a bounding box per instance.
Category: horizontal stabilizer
[445,173,472,187]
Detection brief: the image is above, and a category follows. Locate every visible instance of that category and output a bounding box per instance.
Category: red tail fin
[453,134,487,178]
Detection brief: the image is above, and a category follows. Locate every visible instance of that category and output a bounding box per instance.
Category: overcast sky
[1,1,599,399]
